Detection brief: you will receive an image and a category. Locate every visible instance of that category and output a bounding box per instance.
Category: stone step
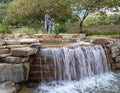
[0,54,11,58]
[0,46,6,49]
[19,38,39,44]
[0,49,10,54]
[4,40,20,45]
[11,47,37,57]
[6,45,24,49]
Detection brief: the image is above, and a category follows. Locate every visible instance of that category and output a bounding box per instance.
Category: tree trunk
[80,20,83,31]
[79,10,89,31]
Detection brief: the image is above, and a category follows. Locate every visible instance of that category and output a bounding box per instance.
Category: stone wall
[0,33,119,92]
[86,35,120,70]
[0,33,86,93]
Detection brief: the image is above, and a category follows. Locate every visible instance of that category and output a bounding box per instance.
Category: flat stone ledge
[6,45,24,49]
[4,40,20,45]
[0,49,10,54]
[19,38,39,44]
[11,47,37,57]
[0,54,11,58]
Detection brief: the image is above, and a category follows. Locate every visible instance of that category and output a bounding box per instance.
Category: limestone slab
[11,47,37,57]
[19,38,39,44]
[6,45,24,49]
[0,63,30,83]
[0,54,11,58]
[0,46,6,49]
[4,40,20,45]
[0,49,10,54]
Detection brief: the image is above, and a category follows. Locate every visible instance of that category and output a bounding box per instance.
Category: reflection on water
[20,71,120,93]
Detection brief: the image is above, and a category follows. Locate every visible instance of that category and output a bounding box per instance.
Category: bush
[13,27,36,35]
[0,23,11,33]
[57,25,68,33]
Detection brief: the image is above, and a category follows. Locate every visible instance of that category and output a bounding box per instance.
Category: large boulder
[0,63,30,83]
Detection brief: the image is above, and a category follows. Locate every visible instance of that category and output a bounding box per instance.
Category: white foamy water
[35,44,119,93]
[36,72,120,93]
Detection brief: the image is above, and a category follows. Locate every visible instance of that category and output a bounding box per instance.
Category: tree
[70,0,120,30]
[5,0,72,28]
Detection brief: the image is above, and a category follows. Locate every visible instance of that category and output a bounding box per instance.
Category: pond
[19,71,120,93]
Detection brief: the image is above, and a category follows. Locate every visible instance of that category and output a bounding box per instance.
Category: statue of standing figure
[44,11,55,34]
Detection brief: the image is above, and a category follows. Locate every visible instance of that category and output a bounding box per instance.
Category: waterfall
[39,45,110,81]
[35,44,120,93]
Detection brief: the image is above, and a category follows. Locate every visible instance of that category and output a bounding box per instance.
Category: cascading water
[33,44,120,93]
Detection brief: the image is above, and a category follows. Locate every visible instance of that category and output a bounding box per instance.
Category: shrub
[0,23,11,34]
[57,25,68,33]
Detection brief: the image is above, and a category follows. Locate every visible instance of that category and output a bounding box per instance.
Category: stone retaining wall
[0,33,119,92]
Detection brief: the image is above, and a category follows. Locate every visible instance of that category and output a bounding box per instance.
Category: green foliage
[12,27,36,35]
[58,25,68,33]
[83,13,120,26]
[0,0,12,3]
[5,0,72,28]
[0,23,10,33]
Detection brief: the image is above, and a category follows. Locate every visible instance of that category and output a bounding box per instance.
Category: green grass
[11,27,43,35]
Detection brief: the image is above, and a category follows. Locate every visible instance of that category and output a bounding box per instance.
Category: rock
[92,39,110,45]
[4,56,29,63]
[112,63,120,70]
[0,46,6,49]
[115,56,120,63]
[0,81,16,93]
[19,38,39,44]
[30,43,41,48]
[11,47,37,57]
[0,54,11,58]
[111,45,118,53]
[0,63,30,83]
[0,40,5,45]
[4,40,20,45]
[6,45,24,49]
[112,53,118,58]
[0,49,10,54]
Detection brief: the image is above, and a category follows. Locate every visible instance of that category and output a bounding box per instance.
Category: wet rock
[0,63,30,83]
[11,47,37,57]
[112,63,120,70]
[0,81,16,93]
